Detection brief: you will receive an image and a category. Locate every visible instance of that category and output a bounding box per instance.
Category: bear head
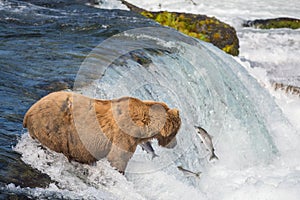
[155,108,181,148]
[141,100,181,148]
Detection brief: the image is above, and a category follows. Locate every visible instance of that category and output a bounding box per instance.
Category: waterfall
[76,27,287,169]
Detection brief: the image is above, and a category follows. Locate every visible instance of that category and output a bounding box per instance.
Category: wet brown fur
[23,91,181,172]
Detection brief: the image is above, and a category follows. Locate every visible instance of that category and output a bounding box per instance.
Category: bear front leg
[107,145,134,174]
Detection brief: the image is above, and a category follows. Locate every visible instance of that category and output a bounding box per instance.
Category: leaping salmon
[177,166,201,178]
[139,141,159,159]
[195,126,219,161]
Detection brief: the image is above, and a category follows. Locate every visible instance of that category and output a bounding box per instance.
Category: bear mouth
[164,137,177,149]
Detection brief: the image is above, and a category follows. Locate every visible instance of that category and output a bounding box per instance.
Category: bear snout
[164,137,177,149]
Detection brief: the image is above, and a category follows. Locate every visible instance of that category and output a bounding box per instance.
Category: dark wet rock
[0,191,32,200]
[34,79,72,93]
[112,49,170,68]
[243,17,300,29]
[272,82,300,97]
[0,150,52,188]
[120,0,239,56]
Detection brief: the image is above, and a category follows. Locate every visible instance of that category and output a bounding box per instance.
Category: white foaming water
[14,26,300,199]
[14,133,144,200]
[89,0,129,10]
[238,28,300,85]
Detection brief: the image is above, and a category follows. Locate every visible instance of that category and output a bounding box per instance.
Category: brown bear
[23,91,181,173]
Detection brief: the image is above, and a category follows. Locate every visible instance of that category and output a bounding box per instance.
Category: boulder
[243,17,300,29]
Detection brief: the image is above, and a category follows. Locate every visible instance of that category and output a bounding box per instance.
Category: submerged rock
[120,0,239,56]
[272,82,300,97]
[0,151,52,188]
[243,17,300,29]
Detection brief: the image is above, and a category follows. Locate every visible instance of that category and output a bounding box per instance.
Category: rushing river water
[0,0,158,197]
[1,0,300,199]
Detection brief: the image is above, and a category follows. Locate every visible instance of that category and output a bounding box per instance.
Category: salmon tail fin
[195,172,202,178]
[209,152,219,161]
[151,153,159,160]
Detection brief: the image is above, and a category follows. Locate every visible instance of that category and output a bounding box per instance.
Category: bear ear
[143,101,170,111]
[168,108,179,117]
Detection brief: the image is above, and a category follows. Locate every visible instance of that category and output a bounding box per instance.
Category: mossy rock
[120,0,239,56]
[243,17,300,29]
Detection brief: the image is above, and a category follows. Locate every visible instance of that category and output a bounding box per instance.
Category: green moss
[141,11,153,18]
[262,20,300,29]
[142,12,215,43]
[213,32,221,40]
[222,45,238,57]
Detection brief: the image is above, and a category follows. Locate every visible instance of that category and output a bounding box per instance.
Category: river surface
[0,0,157,197]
